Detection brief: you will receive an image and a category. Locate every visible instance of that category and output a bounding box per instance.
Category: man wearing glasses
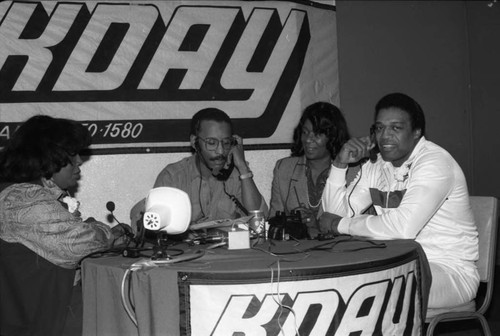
[150,107,267,225]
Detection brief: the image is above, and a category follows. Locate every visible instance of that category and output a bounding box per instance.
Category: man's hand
[318,212,343,234]
[294,206,320,238]
[230,134,250,173]
[333,136,375,168]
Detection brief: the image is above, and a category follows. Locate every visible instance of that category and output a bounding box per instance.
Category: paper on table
[189,216,252,231]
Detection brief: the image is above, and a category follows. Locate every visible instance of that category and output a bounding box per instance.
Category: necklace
[305,161,331,209]
[307,195,322,208]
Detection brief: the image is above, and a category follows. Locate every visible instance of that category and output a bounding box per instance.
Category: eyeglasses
[197,136,236,151]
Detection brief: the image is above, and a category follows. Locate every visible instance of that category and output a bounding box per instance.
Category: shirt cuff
[337,217,349,235]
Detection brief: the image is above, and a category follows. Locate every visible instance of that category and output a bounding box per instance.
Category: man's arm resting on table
[319,212,343,235]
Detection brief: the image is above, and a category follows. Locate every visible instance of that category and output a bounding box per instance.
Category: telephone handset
[369,125,379,163]
[195,137,237,181]
[215,136,237,181]
[214,160,234,181]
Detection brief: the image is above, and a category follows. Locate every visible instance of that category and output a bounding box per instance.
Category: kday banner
[0,0,338,153]
[180,260,423,336]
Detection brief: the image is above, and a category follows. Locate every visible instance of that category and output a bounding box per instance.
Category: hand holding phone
[214,160,235,181]
[228,135,249,173]
[333,137,375,168]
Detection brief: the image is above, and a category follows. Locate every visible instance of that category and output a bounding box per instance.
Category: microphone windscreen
[106,201,115,212]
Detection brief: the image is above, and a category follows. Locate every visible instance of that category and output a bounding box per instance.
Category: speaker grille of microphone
[143,212,161,230]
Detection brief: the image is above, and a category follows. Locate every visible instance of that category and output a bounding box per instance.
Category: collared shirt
[0,178,113,269]
[154,155,263,224]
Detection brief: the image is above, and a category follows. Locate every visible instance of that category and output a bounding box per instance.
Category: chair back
[0,239,76,335]
[470,196,498,314]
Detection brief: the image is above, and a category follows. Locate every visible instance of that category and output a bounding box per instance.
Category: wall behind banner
[78,0,500,226]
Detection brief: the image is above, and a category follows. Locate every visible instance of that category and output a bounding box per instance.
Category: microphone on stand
[106,201,137,244]
[106,200,115,215]
[106,201,120,223]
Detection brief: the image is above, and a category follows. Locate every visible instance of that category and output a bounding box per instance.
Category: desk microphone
[106,201,118,221]
[106,201,137,243]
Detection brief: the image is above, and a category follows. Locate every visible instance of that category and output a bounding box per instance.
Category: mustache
[209,155,227,162]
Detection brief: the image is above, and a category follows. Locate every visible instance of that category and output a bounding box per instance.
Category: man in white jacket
[320,92,479,309]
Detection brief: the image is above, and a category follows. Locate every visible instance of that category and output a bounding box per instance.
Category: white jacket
[322,137,479,287]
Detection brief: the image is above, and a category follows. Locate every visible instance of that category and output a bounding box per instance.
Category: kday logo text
[207,271,421,336]
[0,1,311,143]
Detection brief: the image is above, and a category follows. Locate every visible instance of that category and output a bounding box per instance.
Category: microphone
[106,201,115,212]
[106,201,136,243]
[106,201,118,222]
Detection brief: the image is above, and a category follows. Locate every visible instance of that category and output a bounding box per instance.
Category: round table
[82,236,430,336]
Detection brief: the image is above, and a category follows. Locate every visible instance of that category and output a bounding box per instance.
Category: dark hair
[190,107,233,136]
[291,102,350,158]
[0,115,91,183]
[375,93,426,137]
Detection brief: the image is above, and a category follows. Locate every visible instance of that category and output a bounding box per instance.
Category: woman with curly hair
[269,102,351,239]
[0,115,125,336]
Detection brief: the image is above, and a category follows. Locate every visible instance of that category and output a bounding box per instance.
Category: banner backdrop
[0,0,338,153]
